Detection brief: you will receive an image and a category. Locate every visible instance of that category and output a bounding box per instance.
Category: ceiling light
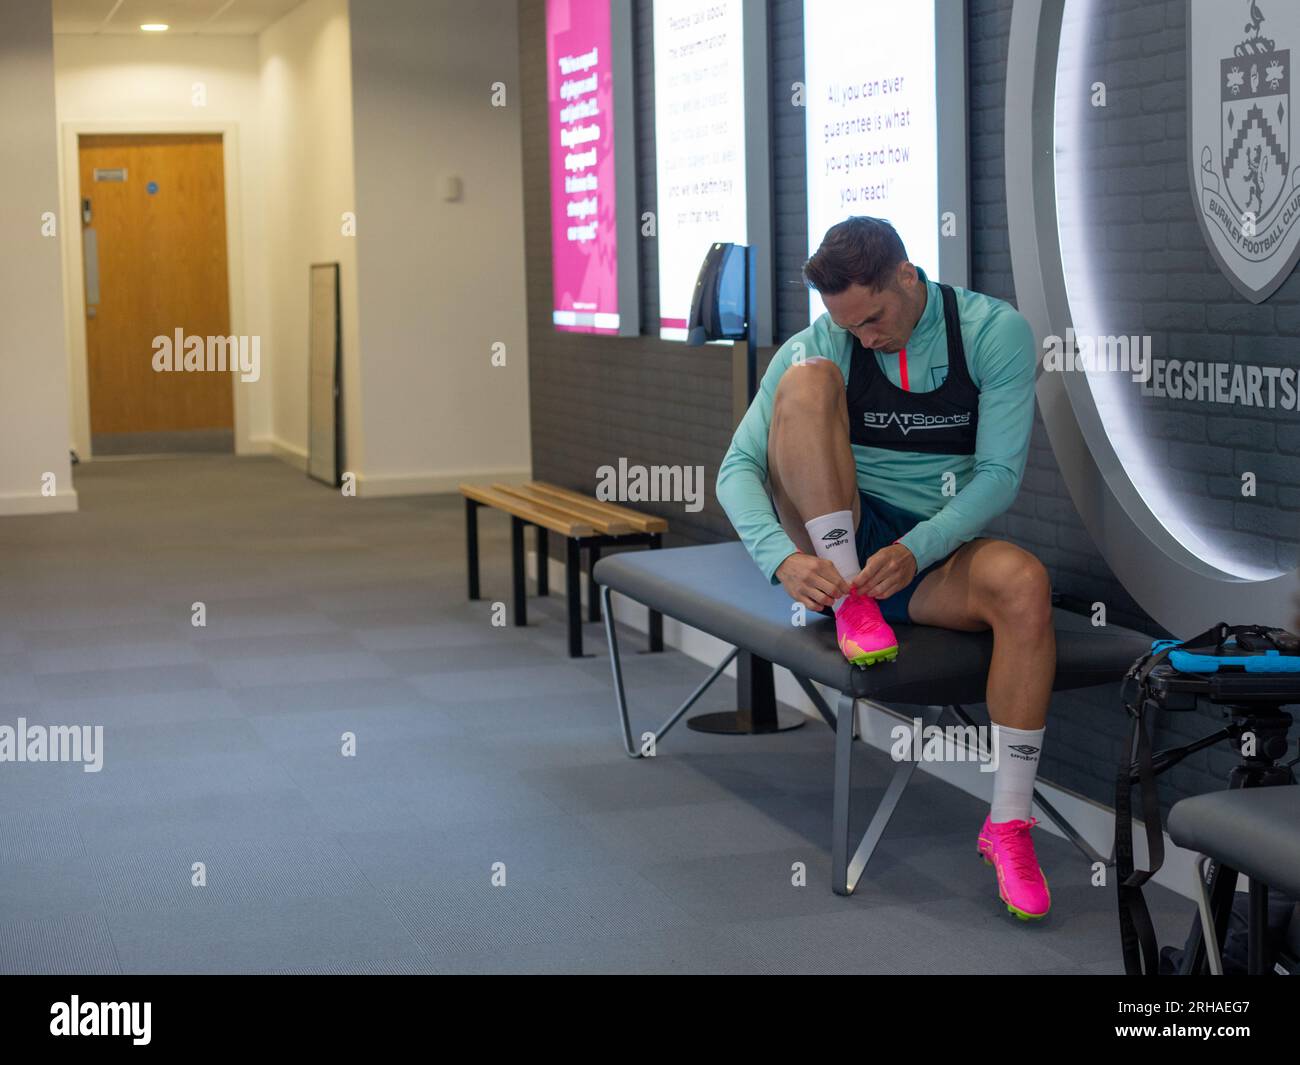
[140,23,169,32]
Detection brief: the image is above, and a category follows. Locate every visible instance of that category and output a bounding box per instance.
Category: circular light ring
[1005,0,1298,635]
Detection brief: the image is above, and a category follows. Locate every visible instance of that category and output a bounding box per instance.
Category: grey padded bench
[1168,785,1300,974]
[593,540,1154,895]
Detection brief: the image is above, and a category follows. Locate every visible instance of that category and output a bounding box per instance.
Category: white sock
[989,723,1044,823]
[803,510,858,611]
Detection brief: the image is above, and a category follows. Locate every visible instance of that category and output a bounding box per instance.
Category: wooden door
[79,133,233,443]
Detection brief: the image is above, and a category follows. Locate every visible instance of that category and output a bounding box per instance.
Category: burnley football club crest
[1189,0,1300,302]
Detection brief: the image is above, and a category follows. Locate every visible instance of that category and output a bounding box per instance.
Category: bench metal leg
[737,651,776,722]
[791,674,838,730]
[1192,854,1225,976]
[831,693,857,894]
[566,537,582,657]
[465,498,481,600]
[602,583,738,757]
[833,698,944,896]
[1248,876,1268,975]
[536,528,549,596]
[510,516,526,626]
[686,651,803,734]
[1182,854,1242,974]
[587,544,601,623]
[647,533,664,652]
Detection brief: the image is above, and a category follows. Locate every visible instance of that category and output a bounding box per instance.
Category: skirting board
[530,548,1204,904]
[263,443,530,497]
[0,489,79,516]
[263,437,307,471]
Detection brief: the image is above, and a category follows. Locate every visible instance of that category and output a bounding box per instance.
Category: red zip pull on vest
[898,347,909,391]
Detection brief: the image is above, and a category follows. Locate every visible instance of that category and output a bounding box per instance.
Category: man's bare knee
[773,357,844,415]
[972,544,1053,629]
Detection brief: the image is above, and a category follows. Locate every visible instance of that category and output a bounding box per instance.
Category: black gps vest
[845,283,979,455]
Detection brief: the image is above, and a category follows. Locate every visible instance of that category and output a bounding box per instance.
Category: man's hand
[853,543,917,600]
[775,553,850,611]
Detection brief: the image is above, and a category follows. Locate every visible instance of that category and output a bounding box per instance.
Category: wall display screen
[653,0,748,341]
[547,0,625,334]
[803,0,961,321]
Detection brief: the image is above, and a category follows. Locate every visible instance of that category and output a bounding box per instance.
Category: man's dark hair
[802,216,909,295]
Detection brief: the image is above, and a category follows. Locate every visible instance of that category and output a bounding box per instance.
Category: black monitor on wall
[685,242,748,346]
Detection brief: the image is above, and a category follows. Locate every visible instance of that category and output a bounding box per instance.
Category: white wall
[348,0,531,495]
[52,33,272,457]
[0,0,76,515]
[40,0,527,495]
[258,0,362,473]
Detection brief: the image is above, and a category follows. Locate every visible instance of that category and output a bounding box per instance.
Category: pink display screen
[546,0,620,334]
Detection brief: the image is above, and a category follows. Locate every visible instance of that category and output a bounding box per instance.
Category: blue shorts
[854,490,949,623]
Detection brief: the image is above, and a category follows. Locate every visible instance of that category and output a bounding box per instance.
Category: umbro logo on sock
[1008,745,1040,757]
[822,528,848,541]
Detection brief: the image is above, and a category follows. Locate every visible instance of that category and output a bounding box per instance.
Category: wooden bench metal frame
[462,481,667,657]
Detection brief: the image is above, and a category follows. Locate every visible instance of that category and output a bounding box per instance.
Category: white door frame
[59,119,253,458]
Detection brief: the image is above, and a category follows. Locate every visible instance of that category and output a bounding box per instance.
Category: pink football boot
[835,588,899,666]
[977,815,1052,920]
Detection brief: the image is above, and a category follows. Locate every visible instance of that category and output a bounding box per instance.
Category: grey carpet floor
[0,455,1193,974]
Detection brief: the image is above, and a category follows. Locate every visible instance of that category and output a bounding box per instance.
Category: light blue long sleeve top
[716,270,1037,582]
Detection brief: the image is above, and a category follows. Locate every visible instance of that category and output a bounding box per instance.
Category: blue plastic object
[1152,637,1300,674]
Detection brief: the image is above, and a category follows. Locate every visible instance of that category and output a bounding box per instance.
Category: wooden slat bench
[460,481,668,657]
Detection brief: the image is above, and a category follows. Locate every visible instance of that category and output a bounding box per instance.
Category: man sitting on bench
[716,216,1055,919]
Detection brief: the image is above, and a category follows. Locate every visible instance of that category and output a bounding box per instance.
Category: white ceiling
[53,0,308,36]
